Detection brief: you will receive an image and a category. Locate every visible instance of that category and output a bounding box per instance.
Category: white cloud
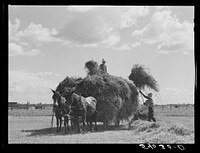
[131,42,141,48]
[30,71,61,77]
[182,51,190,55]
[153,6,171,11]
[160,87,194,104]
[119,6,149,28]
[9,18,20,42]
[67,6,94,12]
[59,12,113,45]
[9,18,71,57]
[9,18,68,56]
[99,34,121,48]
[158,50,169,54]
[24,49,41,56]
[9,42,24,56]
[132,10,194,54]
[111,44,131,51]
[111,41,141,51]
[9,42,40,56]
[60,6,150,48]
[19,42,29,46]
[14,22,60,45]
[9,70,60,103]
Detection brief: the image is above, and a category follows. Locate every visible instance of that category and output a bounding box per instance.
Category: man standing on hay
[140,90,156,122]
[100,59,108,74]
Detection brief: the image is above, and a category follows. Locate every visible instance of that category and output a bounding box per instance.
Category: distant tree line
[8,103,53,110]
[154,104,193,110]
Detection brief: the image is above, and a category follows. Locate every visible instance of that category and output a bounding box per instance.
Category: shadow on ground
[21,124,129,137]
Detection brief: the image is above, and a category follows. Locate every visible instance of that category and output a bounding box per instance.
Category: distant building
[8,102,17,110]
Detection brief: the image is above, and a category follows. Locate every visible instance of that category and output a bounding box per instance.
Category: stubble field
[8,105,194,144]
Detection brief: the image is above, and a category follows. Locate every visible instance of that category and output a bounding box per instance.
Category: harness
[70,93,82,107]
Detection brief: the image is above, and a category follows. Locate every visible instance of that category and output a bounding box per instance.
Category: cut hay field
[8,106,194,144]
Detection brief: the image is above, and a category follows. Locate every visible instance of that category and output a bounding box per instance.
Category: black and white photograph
[8,5,195,145]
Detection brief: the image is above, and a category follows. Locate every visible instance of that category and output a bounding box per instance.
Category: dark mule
[66,91,98,133]
[86,110,98,131]
[53,104,62,132]
[51,89,71,133]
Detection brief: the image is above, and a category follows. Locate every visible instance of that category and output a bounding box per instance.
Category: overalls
[144,99,156,122]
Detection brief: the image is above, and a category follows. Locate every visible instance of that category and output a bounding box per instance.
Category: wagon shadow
[22,124,129,137]
[97,124,129,132]
[21,126,75,137]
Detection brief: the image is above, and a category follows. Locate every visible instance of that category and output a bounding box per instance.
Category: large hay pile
[56,60,139,125]
[55,61,161,124]
[76,74,139,124]
[118,79,139,121]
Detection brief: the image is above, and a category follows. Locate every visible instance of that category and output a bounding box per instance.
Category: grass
[8,109,53,116]
[154,105,194,117]
[9,105,194,117]
[8,116,194,144]
[8,105,194,143]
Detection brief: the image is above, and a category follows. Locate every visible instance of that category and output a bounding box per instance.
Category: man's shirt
[100,64,107,73]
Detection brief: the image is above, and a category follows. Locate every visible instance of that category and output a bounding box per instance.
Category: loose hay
[129,120,194,143]
[132,104,149,121]
[129,64,159,92]
[56,76,82,93]
[167,123,193,136]
[85,60,101,76]
[129,120,160,132]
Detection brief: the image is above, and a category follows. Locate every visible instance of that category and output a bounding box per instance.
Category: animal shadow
[21,124,129,137]
[21,126,75,137]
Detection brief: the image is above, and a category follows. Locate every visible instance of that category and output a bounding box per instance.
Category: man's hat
[102,59,106,62]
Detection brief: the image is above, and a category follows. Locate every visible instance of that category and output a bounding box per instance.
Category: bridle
[53,90,81,118]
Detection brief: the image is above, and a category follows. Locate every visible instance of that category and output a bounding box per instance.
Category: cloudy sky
[9,5,195,104]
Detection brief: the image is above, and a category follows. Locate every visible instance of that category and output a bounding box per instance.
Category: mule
[86,110,98,131]
[66,90,98,133]
[53,104,63,133]
[51,89,71,133]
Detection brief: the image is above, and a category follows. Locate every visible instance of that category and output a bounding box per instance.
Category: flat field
[8,105,194,143]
